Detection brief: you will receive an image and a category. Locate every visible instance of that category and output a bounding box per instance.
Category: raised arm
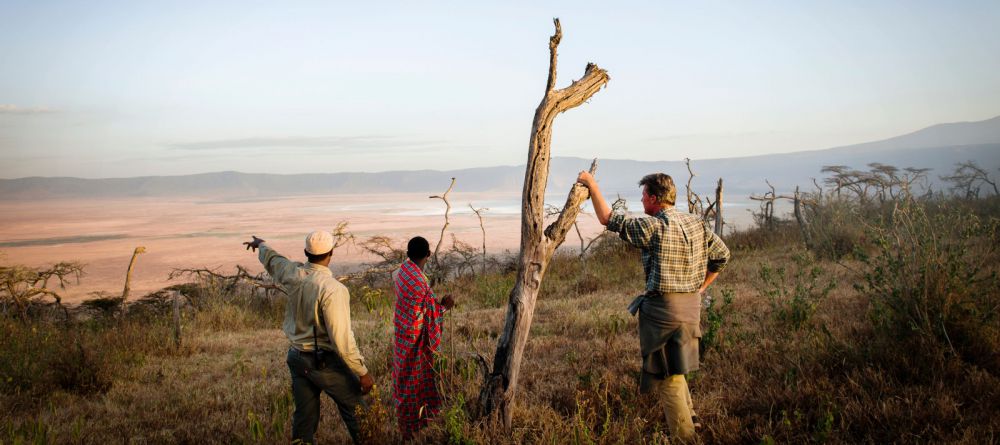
[244,236,297,287]
[577,171,611,225]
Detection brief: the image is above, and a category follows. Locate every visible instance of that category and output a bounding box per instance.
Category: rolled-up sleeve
[705,230,730,273]
[608,213,655,249]
[320,286,369,377]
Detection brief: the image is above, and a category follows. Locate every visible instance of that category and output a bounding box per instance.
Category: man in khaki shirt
[244,231,373,444]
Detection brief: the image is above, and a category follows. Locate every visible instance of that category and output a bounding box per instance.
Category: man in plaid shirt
[577,171,730,442]
[391,236,455,440]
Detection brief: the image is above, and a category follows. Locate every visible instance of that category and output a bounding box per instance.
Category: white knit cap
[304,230,334,255]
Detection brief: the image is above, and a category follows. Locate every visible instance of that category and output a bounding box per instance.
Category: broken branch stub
[121,246,146,304]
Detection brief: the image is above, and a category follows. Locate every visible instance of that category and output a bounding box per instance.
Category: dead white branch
[469,203,489,275]
[429,178,456,278]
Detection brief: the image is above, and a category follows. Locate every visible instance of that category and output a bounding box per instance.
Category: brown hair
[638,173,676,206]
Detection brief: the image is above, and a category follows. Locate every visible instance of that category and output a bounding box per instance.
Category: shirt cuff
[707,259,728,273]
[352,363,369,377]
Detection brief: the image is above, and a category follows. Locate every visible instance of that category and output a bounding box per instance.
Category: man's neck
[414,257,429,270]
[647,204,670,216]
[309,259,331,268]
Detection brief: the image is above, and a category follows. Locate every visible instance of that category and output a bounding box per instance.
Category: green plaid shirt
[608,207,730,293]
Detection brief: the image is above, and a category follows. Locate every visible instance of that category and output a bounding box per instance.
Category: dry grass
[3,198,1000,444]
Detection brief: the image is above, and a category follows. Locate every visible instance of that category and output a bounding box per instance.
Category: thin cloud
[0,104,57,115]
[166,135,451,152]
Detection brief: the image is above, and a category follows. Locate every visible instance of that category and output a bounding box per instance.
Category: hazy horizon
[2,114,998,181]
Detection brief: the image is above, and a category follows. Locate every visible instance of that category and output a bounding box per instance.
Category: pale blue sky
[1,0,999,178]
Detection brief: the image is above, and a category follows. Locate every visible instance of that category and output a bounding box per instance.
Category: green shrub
[858,202,1000,372]
[757,253,835,331]
[0,321,113,404]
[701,287,735,354]
[472,273,515,308]
[725,219,801,252]
[443,394,474,445]
[801,198,868,260]
[359,285,392,314]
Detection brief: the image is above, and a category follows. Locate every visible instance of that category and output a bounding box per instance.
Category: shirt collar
[656,206,680,221]
[303,262,332,275]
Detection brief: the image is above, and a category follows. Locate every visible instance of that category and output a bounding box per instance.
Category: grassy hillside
[2,193,999,444]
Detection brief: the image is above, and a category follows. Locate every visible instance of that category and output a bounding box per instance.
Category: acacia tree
[478,19,609,428]
[1,261,83,321]
[941,160,999,198]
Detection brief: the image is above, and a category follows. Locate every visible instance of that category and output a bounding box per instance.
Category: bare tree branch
[331,221,356,251]
[169,266,284,294]
[469,204,489,275]
[684,158,702,214]
[429,178,456,278]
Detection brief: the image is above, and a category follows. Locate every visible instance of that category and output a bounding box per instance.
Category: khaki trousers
[663,374,696,441]
[641,372,696,442]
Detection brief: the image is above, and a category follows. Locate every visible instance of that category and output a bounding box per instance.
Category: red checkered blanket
[391,259,444,438]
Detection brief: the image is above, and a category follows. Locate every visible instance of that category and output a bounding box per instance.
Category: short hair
[639,173,677,206]
[406,236,431,262]
[304,249,333,263]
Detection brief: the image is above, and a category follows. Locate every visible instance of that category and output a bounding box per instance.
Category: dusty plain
[0,192,611,304]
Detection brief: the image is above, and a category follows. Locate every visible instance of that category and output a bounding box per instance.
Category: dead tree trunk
[479,19,608,429]
[173,291,182,348]
[794,186,812,248]
[684,158,702,214]
[121,246,146,304]
[765,180,776,227]
[714,178,723,237]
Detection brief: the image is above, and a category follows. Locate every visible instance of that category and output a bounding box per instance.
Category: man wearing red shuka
[391,236,455,440]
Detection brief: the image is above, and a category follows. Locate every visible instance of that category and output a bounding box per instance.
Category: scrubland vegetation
[2,163,999,444]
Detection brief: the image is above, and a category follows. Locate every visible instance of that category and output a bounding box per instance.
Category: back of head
[304,230,334,263]
[639,173,677,206]
[407,236,431,262]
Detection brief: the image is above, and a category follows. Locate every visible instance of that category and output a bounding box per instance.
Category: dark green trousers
[286,348,366,444]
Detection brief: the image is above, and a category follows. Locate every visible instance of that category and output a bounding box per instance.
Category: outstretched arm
[577,171,611,225]
[243,235,296,287]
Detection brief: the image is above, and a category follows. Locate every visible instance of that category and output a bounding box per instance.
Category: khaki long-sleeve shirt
[258,243,368,377]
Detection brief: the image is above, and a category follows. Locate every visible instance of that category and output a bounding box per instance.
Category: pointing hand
[243,236,265,252]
